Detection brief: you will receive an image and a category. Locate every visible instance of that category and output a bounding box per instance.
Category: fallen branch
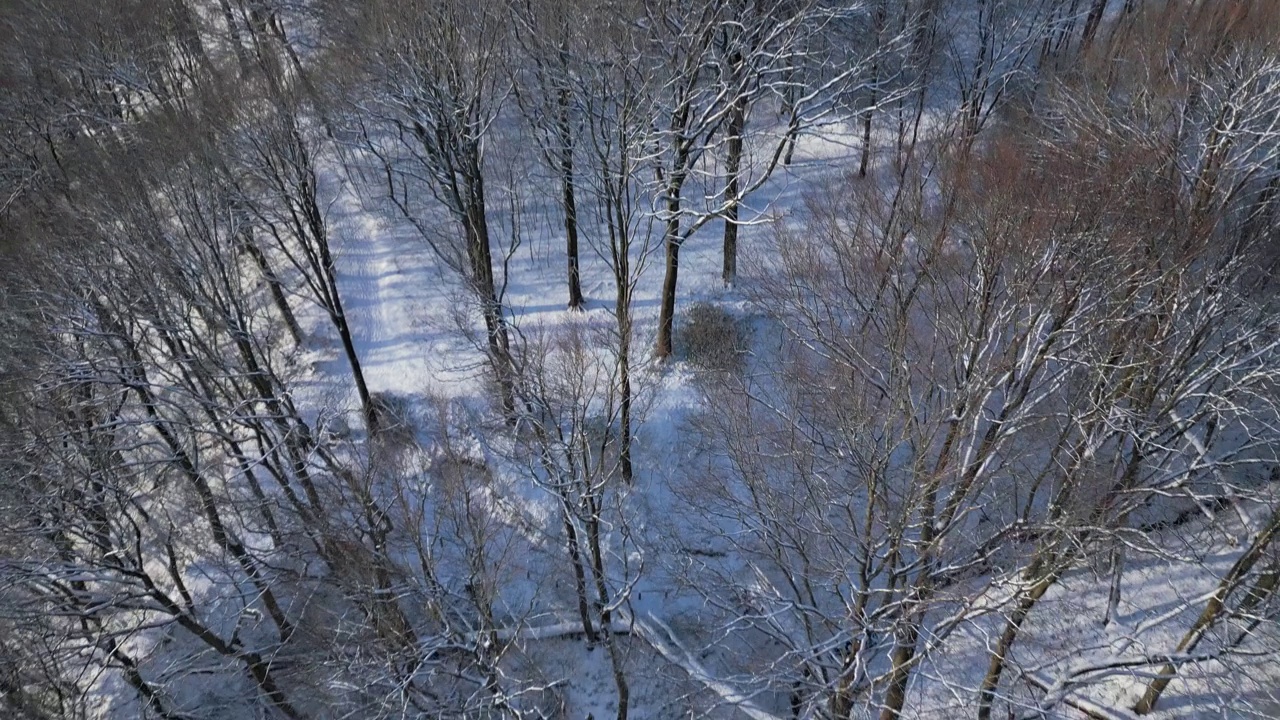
[632,612,785,720]
[1024,672,1139,720]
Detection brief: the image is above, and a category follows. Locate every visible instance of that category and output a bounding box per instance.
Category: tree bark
[312,211,378,431]
[586,496,629,720]
[655,212,682,359]
[655,88,693,359]
[463,172,516,416]
[559,86,585,309]
[1134,504,1280,714]
[860,1,886,178]
[1080,0,1107,49]
[976,566,1060,720]
[217,0,253,77]
[1104,540,1124,626]
[722,66,746,286]
[878,621,920,720]
[241,226,303,346]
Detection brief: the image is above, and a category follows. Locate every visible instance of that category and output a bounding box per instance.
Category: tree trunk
[217,0,253,77]
[285,119,378,430]
[1228,566,1280,647]
[860,1,886,178]
[722,67,746,286]
[781,64,800,166]
[1134,504,1280,714]
[1080,0,1107,49]
[830,590,870,718]
[614,258,634,483]
[618,339,634,484]
[315,227,377,431]
[878,621,920,720]
[463,174,516,416]
[102,636,187,720]
[859,101,874,178]
[1104,541,1124,626]
[607,169,635,483]
[330,298,376,427]
[586,496,629,720]
[241,226,303,346]
[564,509,599,646]
[976,567,1059,720]
[559,86,585,309]
[655,122,688,359]
[960,0,992,142]
[655,216,681,360]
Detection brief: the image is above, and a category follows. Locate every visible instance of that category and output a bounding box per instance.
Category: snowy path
[328,182,481,400]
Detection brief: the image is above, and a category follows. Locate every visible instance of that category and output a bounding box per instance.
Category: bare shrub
[370,391,418,451]
[678,302,748,374]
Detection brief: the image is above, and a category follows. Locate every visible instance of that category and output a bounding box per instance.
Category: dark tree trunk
[559,87,585,309]
[463,172,516,416]
[606,166,635,484]
[1080,0,1107,48]
[308,195,378,431]
[1104,541,1124,625]
[586,497,629,720]
[563,508,598,645]
[860,1,887,178]
[722,86,746,286]
[615,267,634,484]
[655,93,692,359]
[217,0,253,77]
[655,211,682,360]
[859,103,874,178]
[976,566,1059,720]
[618,337,634,484]
[241,226,303,346]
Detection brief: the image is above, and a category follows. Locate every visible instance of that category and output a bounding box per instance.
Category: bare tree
[647,0,896,356]
[664,94,1280,715]
[231,96,380,428]
[508,0,590,309]
[338,0,519,415]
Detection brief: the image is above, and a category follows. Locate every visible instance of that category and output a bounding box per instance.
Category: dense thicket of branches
[2,1,1279,719]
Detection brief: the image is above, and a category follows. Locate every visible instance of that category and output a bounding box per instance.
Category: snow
[212,115,1280,718]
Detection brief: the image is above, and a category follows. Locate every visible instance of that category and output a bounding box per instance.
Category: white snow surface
[255,120,1280,719]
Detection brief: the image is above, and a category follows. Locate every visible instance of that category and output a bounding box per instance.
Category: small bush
[678,302,748,374]
[370,391,418,450]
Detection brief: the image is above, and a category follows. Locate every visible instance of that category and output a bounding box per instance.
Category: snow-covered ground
[269,117,1280,719]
